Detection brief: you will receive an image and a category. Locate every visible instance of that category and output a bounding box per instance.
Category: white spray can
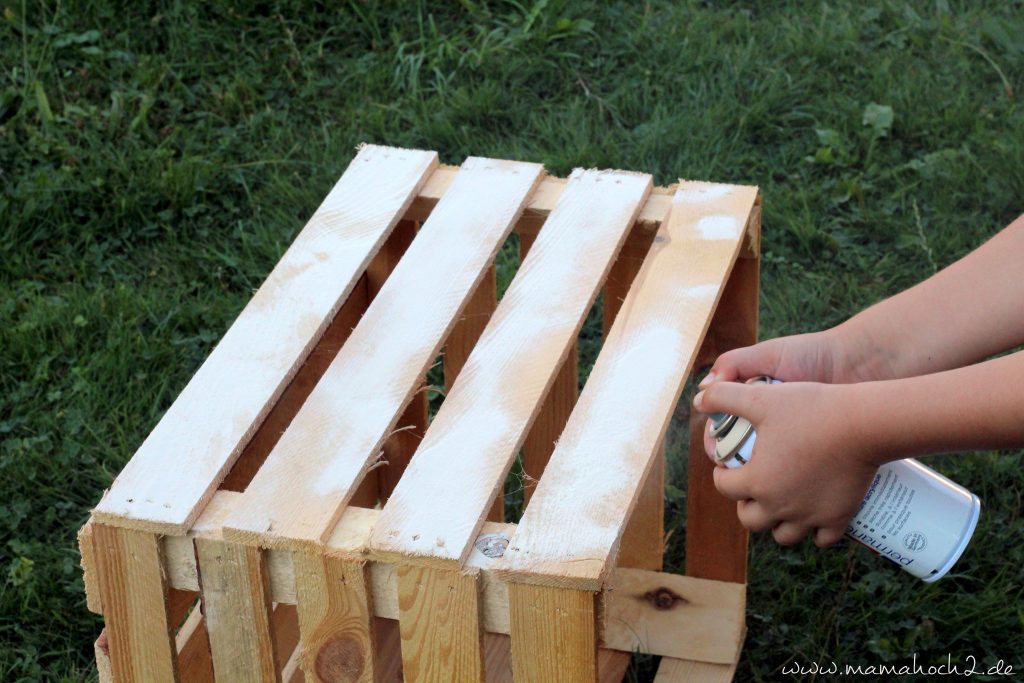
[709,377,981,582]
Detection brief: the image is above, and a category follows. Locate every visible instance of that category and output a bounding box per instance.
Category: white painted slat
[494,181,759,590]
[93,145,439,534]
[222,157,545,550]
[369,169,652,566]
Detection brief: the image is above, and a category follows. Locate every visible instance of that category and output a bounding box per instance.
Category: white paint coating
[92,144,439,534]
[675,183,733,203]
[495,179,759,588]
[221,156,544,549]
[696,215,740,240]
[368,168,652,564]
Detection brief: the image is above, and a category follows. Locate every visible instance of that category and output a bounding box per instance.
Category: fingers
[712,465,754,501]
[694,380,767,424]
[736,499,776,532]
[814,527,846,548]
[699,341,781,388]
[772,521,811,546]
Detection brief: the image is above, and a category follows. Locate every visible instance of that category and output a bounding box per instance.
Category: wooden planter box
[79,145,761,682]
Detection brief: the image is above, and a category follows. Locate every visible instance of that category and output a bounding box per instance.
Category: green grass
[2,1,1023,680]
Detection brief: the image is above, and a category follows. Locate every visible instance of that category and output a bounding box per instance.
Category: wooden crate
[79,145,761,683]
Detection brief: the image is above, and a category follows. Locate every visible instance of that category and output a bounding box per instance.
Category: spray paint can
[709,377,981,582]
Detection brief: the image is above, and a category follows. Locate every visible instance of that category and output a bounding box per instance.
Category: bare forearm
[833,214,1024,380]
[848,349,1024,463]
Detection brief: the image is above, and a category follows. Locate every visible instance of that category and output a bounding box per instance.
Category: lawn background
[2,1,1023,681]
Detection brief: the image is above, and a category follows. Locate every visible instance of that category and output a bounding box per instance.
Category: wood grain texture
[176,607,215,682]
[78,521,102,614]
[91,524,178,682]
[369,169,651,567]
[685,214,760,584]
[94,145,438,534]
[195,537,279,682]
[605,228,666,572]
[653,655,740,683]
[161,493,744,662]
[95,632,113,683]
[508,583,598,683]
[483,634,630,683]
[223,157,544,551]
[602,570,744,665]
[496,182,758,590]
[397,566,485,682]
[293,553,377,683]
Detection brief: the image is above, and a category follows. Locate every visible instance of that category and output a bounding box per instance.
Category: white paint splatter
[696,215,740,240]
[677,283,720,301]
[676,184,732,203]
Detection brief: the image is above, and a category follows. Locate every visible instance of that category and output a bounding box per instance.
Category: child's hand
[694,380,882,547]
[698,327,885,390]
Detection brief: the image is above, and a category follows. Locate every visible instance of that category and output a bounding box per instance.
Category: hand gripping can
[709,377,981,582]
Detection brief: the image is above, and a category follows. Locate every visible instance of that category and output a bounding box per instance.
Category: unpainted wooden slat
[369,169,651,568]
[176,607,216,682]
[94,145,439,534]
[222,157,543,551]
[293,552,377,683]
[686,219,760,584]
[495,182,759,590]
[653,655,740,683]
[91,524,179,682]
[161,491,745,663]
[195,537,279,682]
[78,521,102,614]
[508,583,598,683]
[397,566,485,682]
[483,634,631,683]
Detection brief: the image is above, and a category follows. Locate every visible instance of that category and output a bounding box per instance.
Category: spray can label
[710,377,981,582]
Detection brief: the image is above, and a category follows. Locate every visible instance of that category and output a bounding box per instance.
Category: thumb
[693,380,766,425]
[699,339,782,388]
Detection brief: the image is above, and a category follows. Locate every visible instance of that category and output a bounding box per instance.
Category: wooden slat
[604,228,666,571]
[95,632,113,683]
[495,182,759,590]
[483,634,630,683]
[223,157,544,550]
[508,583,598,683]
[176,607,216,682]
[92,524,178,682]
[369,169,652,567]
[517,230,577,505]
[94,145,438,534]
[397,566,485,682]
[686,216,760,584]
[161,492,744,663]
[654,656,739,683]
[293,552,377,683]
[195,537,278,681]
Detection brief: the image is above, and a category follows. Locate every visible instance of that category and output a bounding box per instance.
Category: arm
[694,348,1024,548]
[702,214,1024,386]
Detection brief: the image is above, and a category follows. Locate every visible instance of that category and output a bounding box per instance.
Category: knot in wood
[315,636,365,681]
[644,587,686,611]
